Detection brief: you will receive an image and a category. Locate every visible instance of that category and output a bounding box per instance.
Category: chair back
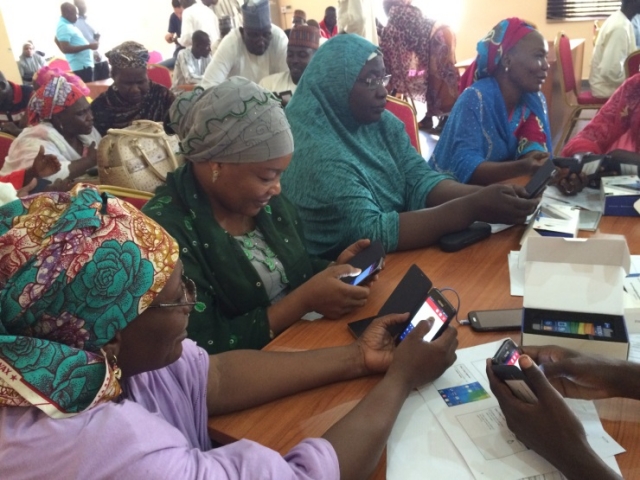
[624,50,640,78]
[555,32,577,95]
[98,185,154,210]
[147,64,172,89]
[385,96,421,154]
[0,133,16,170]
[148,51,164,64]
[47,57,71,72]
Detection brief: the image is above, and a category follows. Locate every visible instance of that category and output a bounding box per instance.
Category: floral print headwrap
[0,184,179,418]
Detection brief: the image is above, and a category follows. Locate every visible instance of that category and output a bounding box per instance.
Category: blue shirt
[632,14,640,48]
[56,17,93,71]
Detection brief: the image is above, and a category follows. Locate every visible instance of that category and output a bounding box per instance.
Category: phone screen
[533,320,613,338]
[398,295,449,342]
[492,339,522,369]
[349,262,377,286]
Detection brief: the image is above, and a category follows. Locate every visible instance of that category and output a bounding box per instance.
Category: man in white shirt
[178,0,220,49]
[210,0,242,28]
[200,0,288,88]
[260,25,320,104]
[172,31,212,91]
[589,0,640,98]
[337,0,378,46]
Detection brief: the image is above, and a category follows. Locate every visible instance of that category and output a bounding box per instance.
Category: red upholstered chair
[147,64,173,89]
[554,31,608,155]
[47,57,71,72]
[98,185,153,210]
[624,51,640,79]
[0,132,16,170]
[385,96,421,154]
[148,51,164,64]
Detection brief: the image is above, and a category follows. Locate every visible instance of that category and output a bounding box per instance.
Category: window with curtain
[547,0,621,20]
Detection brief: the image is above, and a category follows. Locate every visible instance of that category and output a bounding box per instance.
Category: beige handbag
[97,120,183,193]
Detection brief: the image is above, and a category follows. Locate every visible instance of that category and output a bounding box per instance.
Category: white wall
[0,0,176,68]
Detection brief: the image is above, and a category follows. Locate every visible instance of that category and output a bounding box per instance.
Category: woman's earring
[505,66,510,73]
[109,354,122,380]
[211,169,219,184]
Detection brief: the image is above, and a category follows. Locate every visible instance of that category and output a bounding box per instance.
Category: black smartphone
[396,288,457,342]
[468,308,522,332]
[347,264,432,339]
[490,339,537,403]
[341,240,385,286]
[525,159,557,198]
[439,222,491,252]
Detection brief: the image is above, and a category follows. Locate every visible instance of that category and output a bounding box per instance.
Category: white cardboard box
[519,235,630,360]
[521,204,580,245]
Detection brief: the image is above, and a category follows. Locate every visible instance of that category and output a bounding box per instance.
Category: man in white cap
[200,0,288,88]
[259,25,320,103]
[178,0,220,49]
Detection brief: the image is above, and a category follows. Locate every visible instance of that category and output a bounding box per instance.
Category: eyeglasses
[356,74,391,90]
[148,275,197,309]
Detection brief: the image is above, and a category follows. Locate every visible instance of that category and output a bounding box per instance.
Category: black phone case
[525,159,556,198]
[439,222,491,253]
[346,239,385,271]
[468,309,523,332]
[347,264,433,338]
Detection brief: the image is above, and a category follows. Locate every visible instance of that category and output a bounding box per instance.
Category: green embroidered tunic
[143,163,329,354]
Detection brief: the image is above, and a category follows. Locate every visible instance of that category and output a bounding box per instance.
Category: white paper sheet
[628,334,640,363]
[418,341,625,480]
[387,380,622,480]
[543,187,603,212]
[508,251,524,297]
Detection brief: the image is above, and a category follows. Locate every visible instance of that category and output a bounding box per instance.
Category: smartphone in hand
[397,288,456,343]
[490,339,537,403]
[525,159,557,198]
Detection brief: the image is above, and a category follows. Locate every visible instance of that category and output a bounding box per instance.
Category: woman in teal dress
[281,34,538,259]
[144,77,372,354]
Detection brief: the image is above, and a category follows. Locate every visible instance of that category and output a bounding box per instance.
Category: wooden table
[208,216,640,479]
[86,78,113,100]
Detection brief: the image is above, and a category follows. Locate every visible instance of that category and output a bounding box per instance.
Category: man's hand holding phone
[487,356,620,480]
[523,345,631,400]
[387,320,458,390]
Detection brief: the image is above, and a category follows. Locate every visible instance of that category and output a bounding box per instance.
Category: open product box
[519,235,630,360]
[601,175,640,217]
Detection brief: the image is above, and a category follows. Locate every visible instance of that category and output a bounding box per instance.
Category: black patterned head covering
[106,41,150,70]
[169,76,293,163]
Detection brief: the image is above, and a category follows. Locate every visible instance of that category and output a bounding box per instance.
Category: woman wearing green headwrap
[281,34,540,259]
[0,184,460,480]
[144,77,374,354]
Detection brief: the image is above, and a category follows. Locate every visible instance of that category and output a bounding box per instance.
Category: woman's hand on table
[523,345,631,400]
[386,320,458,389]
[487,355,620,480]
[299,264,370,318]
[469,184,539,224]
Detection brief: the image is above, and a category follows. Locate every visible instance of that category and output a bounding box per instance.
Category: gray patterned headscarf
[169,77,293,163]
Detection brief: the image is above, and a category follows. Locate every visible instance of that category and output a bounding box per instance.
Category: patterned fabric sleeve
[562,75,640,156]
[515,110,548,158]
